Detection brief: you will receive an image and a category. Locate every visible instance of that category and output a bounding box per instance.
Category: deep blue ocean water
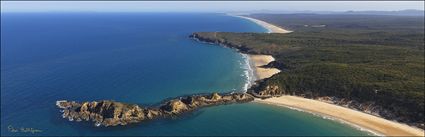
[1,13,370,136]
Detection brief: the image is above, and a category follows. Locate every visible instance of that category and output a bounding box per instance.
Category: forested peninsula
[191,14,424,129]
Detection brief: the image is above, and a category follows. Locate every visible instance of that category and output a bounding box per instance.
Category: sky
[1,1,424,13]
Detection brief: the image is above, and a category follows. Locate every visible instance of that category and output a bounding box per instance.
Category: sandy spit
[235,15,292,33]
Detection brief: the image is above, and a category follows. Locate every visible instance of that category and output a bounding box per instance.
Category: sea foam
[241,53,256,92]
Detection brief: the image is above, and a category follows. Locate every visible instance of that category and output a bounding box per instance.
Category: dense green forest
[191,14,424,127]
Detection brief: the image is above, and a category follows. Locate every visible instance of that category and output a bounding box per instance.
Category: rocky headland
[190,33,257,54]
[56,92,254,127]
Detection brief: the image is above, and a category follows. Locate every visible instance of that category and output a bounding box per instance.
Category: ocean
[1,12,371,136]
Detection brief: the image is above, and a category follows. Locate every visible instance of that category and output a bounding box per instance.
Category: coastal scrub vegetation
[192,14,424,127]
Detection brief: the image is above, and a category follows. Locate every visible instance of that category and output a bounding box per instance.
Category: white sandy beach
[236,15,292,33]
[256,96,425,136]
[249,55,281,80]
[237,15,289,80]
[239,15,425,136]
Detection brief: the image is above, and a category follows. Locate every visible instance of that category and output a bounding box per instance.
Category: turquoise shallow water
[1,12,370,136]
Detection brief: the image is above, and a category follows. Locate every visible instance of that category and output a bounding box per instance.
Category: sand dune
[249,55,280,80]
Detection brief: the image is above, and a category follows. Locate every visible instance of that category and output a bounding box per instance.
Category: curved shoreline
[235,15,287,81]
[231,15,293,34]
[255,96,425,136]
[233,15,425,136]
[254,98,383,136]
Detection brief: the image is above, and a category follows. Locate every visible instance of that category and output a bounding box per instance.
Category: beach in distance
[234,15,293,33]
[1,2,424,135]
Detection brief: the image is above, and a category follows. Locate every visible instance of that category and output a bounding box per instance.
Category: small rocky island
[56,92,254,127]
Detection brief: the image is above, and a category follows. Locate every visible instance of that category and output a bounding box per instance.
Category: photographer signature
[8,125,42,134]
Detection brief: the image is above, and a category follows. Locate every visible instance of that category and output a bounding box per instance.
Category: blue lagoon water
[1,13,370,136]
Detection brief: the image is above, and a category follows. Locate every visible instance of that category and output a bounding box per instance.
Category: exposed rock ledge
[56,92,254,127]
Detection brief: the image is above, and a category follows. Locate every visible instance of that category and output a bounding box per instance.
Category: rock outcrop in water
[56,92,254,127]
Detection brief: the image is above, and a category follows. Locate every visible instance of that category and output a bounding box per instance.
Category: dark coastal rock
[57,100,147,127]
[160,99,189,114]
[56,92,254,127]
[160,92,254,115]
[190,33,258,54]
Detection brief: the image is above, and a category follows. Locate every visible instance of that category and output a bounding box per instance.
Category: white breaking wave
[240,53,256,92]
